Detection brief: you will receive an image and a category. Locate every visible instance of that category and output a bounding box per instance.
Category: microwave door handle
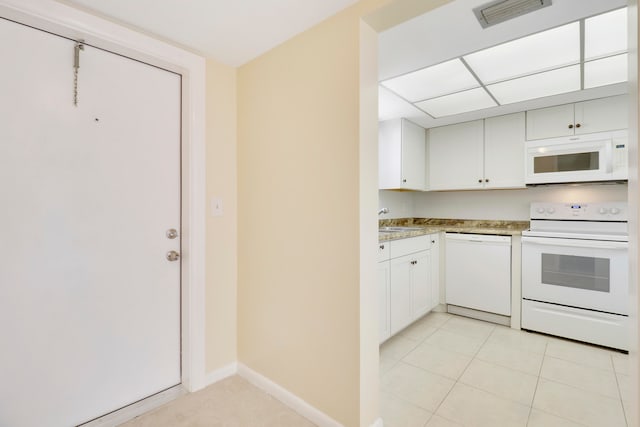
[522,236,628,250]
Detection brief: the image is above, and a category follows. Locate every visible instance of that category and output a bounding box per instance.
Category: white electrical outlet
[212,197,223,217]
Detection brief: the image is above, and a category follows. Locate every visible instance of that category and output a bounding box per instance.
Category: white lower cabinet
[379,234,439,343]
[377,260,391,343]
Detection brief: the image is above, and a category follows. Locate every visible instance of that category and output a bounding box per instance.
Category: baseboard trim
[369,416,384,427]
[237,363,342,427]
[203,362,238,387]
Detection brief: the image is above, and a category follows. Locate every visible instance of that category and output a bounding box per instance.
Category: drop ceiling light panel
[380,59,479,102]
[415,87,497,118]
[487,65,580,104]
[585,7,627,60]
[474,0,552,28]
[378,86,427,121]
[584,54,628,89]
[463,22,580,84]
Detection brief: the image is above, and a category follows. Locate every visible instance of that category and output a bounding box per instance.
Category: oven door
[522,236,628,315]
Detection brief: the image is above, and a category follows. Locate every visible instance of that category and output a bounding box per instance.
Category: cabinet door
[484,113,526,189]
[389,254,413,335]
[400,119,426,190]
[526,104,575,140]
[377,261,391,343]
[379,119,402,189]
[410,250,431,320]
[428,120,484,190]
[575,95,628,135]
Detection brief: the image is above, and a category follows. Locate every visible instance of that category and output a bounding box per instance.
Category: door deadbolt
[166,229,178,239]
[166,251,180,262]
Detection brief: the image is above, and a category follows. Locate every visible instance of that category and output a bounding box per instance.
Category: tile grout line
[379,314,457,421]
[525,340,547,426]
[611,354,631,427]
[426,318,496,422]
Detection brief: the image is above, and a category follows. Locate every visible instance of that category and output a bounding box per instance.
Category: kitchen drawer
[377,241,390,262]
[390,235,429,259]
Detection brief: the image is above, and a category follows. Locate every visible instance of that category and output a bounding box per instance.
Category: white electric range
[521,202,629,351]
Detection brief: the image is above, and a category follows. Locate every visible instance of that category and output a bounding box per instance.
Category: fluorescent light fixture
[380,59,479,102]
[463,22,580,84]
[487,65,580,104]
[378,86,426,121]
[415,88,497,118]
[584,54,628,89]
[474,0,552,29]
[585,8,627,60]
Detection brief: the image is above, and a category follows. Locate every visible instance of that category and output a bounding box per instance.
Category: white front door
[0,17,181,427]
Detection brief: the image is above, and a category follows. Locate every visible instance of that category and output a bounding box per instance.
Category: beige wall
[236,1,451,425]
[205,59,238,372]
[236,1,388,425]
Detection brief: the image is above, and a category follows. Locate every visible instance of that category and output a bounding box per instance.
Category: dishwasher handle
[445,233,511,244]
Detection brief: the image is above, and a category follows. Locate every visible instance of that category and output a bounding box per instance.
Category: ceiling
[55,0,359,66]
[379,0,628,128]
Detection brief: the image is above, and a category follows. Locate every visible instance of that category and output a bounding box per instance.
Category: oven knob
[599,207,608,215]
[609,207,621,215]
[536,207,545,214]
[546,207,555,214]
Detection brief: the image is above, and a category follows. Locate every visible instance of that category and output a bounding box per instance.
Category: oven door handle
[522,236,628,250]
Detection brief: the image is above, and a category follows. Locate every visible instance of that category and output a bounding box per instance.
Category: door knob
[166,251,180,262]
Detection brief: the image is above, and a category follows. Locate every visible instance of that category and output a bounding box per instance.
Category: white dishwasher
[445,233,511,316]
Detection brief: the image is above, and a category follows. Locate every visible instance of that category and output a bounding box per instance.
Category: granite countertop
[378,218,530,242]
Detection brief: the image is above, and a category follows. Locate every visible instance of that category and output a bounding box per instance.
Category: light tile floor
[119,312,631,427]
[380,312,631,427]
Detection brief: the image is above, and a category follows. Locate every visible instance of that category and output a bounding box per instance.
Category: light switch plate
[211,197,223,217]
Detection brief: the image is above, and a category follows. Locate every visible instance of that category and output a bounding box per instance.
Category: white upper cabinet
[379,118,426,190]
[526,95,628,140]
[525,103,575,139]
[484,112,526,189]
[427,120,484,190]
[574,95,628,135]
[427,114,525,191]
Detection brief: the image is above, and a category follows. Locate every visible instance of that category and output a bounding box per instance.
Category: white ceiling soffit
[56,0,360,66]
[378,0,628,127]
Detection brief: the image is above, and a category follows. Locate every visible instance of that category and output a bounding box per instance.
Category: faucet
[378,207,389,215]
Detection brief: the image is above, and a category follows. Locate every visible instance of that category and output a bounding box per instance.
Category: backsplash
[379,183,628,221]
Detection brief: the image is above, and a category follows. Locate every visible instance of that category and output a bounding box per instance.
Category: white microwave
[525,130,628,184]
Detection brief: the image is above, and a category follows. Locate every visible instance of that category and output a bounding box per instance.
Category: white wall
[378,190,413,219]
[411,184,629,220]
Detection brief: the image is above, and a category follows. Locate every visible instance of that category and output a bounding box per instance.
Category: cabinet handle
[402,179,407,183]
[575,123,581,128]
[485,178,489,183]
[431,240,435,244]
[478,179,482,183]
[379,244,385,250]
[568,124,574,129]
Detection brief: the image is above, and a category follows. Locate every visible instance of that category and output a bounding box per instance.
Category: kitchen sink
[379,226,423,232]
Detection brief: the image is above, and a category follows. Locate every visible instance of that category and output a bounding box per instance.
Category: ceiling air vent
[474,0,552,28]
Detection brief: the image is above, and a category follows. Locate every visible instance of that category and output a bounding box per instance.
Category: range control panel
[530,202,628,221]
